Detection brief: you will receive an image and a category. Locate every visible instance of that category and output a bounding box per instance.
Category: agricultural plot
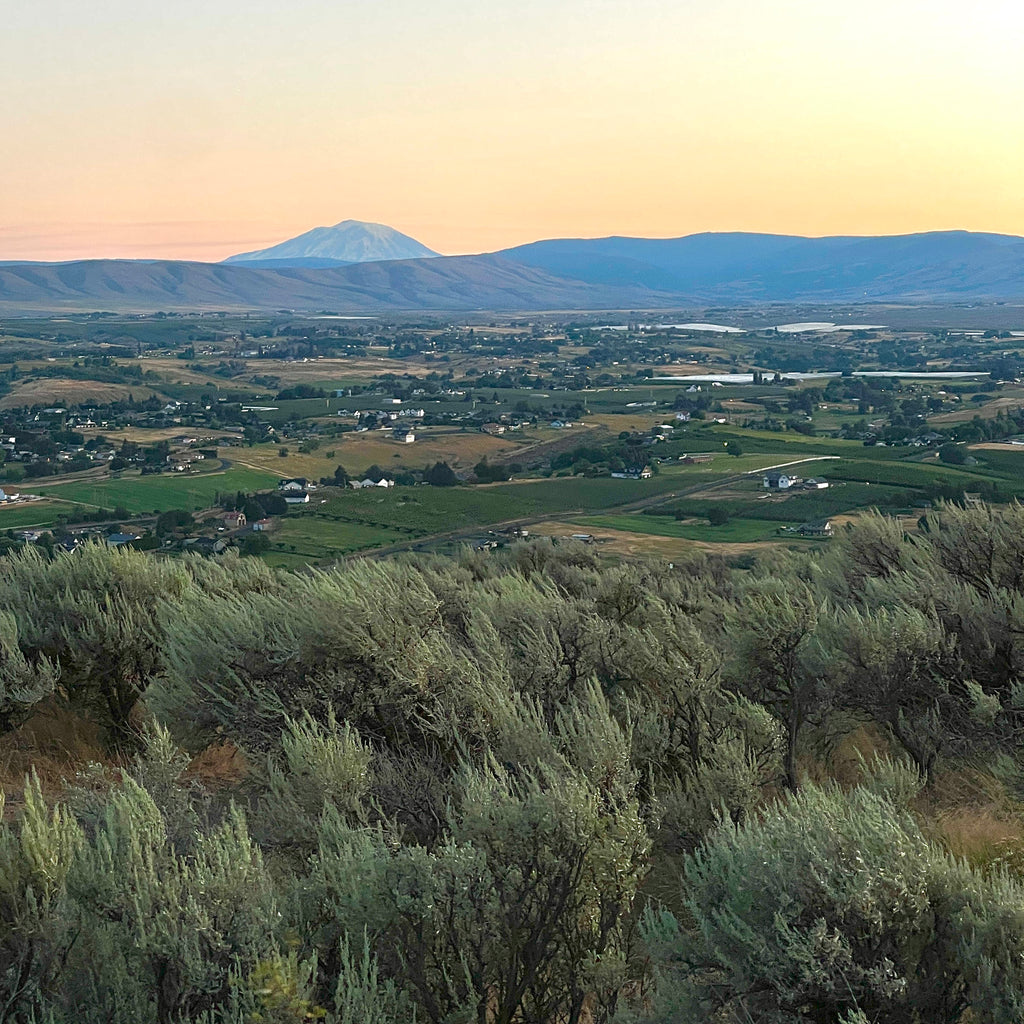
[0,501,68,530]
[263,517,407,566]
[233,431,532,480]
[576,514,799,544]
[274,459,784,559]
[0,379,165,409]
[651,482,913,525]
[34,466,279,513]
[826,456,1024,498]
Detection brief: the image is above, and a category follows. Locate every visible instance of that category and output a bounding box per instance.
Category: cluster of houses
[167,450,207,472]
[1,433,119,468]
[780,520,835,538]
[474,526,531,551]
[278,478,316,504]
[481,419,526,435]
[350,477,395,489]
[15,529,140,549]
[340,406,425,431]
[763,471,830,491]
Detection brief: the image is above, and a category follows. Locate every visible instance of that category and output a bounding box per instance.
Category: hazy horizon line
[3,222,1023,266]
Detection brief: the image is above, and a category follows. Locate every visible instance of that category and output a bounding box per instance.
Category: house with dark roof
[764,471,795,490]
[797,519,834,537]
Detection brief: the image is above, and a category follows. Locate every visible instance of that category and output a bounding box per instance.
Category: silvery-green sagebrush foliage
[0,611,56,734]
[2,510,1024,1021]
[638,764,1024,1024]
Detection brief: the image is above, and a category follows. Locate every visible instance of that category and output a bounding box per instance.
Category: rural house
[764,471,795,490]
[797,519,834,537]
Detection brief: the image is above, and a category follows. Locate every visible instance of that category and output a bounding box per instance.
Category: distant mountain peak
[224,219,440,266]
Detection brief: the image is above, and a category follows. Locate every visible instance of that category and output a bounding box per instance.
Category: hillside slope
[3,230,1024,313]
[500,230,1024,301]
[0,255,676,313]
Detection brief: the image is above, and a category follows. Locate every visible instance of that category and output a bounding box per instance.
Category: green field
[0,501,69,530]
[34,467,280,513]
[299,464,770,532]
[576,514,800,544]
[258,454,833,560]
[825,459,984,488]
[651,482,915,524]
[263,517,406,566]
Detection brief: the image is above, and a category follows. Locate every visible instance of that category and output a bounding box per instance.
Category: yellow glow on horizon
[2,0,1022,261]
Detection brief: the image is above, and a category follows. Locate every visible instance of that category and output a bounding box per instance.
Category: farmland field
[232,431,533,480]
[34,466,279,513]
[651,482,916,523]
[576,513,800,544]
[0,379,164,409]
[276,458,783,554]
[0,501,68,530]
[262,517,406,566]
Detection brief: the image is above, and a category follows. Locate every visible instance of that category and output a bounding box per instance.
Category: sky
[2,0,1023,261]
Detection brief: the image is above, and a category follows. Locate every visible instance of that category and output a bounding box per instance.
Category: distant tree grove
[3,502,1024,1021]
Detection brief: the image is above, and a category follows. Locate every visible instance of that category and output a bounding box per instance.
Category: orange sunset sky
[3,0,1022,262]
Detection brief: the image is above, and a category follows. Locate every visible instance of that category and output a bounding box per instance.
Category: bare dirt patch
[529,519,783,558]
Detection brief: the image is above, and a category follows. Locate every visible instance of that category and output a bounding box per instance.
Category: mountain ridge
[0,254,676,314]
[2,229,1024,313]
[497,230,1024,300]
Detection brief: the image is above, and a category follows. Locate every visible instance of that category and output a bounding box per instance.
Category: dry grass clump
[918,764,1024,875]
[800,723,893,789]
[185,739,249,790]
[799,726,1024,878]
[0,702,108,815]
[0,701,249,822]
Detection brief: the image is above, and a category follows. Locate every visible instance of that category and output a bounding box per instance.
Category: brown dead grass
[186,741,249,790]
[251,355,411,384]
[0,378,163,410]
[587,413,665,433]
[137,359,231,386]
[81,426,236,444]
[528,519,783,558]
[800,726,1024,877]
[231,429,532,481]
[1,708,249,823]
[0,703,109,814]
[808,724,894,788]
[929,805,1024,865]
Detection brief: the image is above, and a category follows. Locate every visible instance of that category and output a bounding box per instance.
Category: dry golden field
[527,519,775,558]
[0,379,164,409]
[230,429,532,480]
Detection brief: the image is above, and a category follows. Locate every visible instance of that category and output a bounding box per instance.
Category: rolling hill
[0,255,677,314]
[1,230,1023,313]
[498,230,1024,302]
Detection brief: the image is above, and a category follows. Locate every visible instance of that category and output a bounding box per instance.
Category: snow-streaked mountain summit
[224,220,440,266]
